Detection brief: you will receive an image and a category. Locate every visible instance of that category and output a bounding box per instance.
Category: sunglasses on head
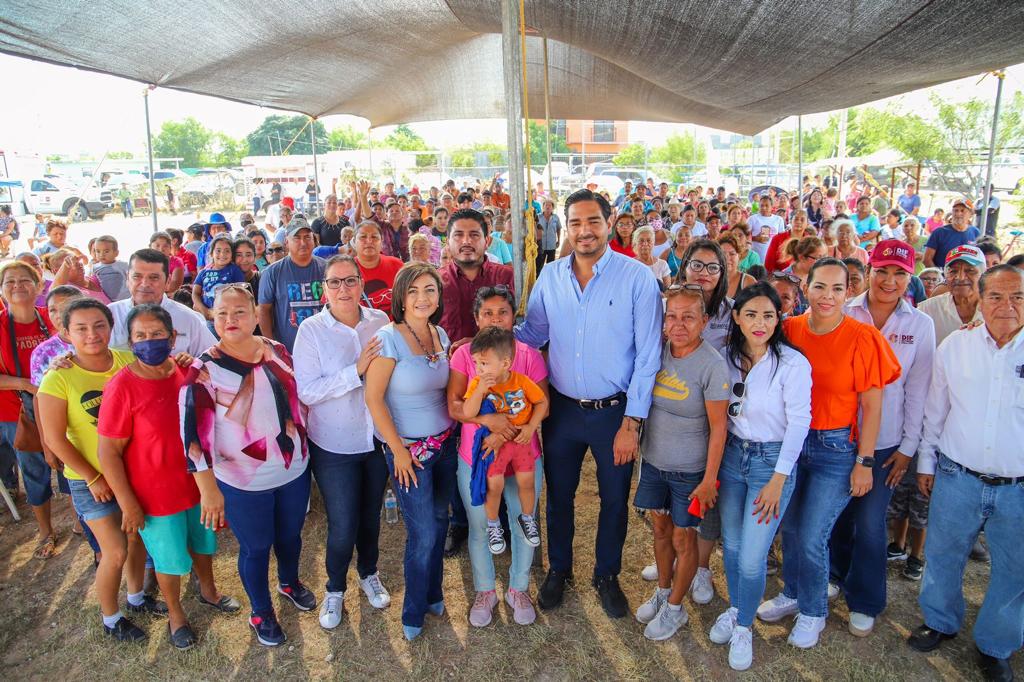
[771,271,801,285]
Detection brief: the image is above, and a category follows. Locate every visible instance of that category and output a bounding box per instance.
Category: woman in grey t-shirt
[633,286,729,642]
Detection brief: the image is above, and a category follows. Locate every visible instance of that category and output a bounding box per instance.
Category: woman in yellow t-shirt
[38,298,157,643]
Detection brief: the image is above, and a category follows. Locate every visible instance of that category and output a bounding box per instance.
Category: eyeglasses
[727,381,746,418]
[771,271,801,285]
[267,247,285,254]
[685,260,722,275]
[325,276,361,290]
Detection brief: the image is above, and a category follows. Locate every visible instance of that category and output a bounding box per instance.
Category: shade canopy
[3,1,1023,134]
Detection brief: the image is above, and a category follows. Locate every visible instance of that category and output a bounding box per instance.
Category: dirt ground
[0,457,1018,682]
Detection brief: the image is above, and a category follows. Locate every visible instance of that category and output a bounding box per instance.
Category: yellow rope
[517,0,538,317]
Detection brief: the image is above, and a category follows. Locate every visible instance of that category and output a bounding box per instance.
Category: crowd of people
[0,174,1021,680]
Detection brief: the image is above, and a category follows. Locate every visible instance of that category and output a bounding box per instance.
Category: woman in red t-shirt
[757,257,899,649]
[609,214,637,258]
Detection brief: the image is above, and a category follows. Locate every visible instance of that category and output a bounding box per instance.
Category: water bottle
[384,487,399,524]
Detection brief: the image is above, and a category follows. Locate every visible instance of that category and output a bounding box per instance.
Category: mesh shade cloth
[2,1,1023,134]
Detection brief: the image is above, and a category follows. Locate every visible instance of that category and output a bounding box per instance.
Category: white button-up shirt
[918,325,1024,477]
[727,345,812,476]
[846,293,935,453]
[109,295,216,356]
[292,306,388,454]
[918,292,983,346]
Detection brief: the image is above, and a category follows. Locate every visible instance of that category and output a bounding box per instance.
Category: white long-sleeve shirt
[918,324,1024,477]
[109,295,216,356]
[292,306,388,454]
[846,293,935,454]
[726,345,812,475]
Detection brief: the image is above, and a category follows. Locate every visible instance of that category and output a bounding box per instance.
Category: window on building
[592,120,615,143]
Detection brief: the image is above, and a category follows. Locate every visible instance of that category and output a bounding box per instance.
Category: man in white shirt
[747,192,784,262]
[907,264,1024,681]
[918,245,985,345]
[108,249,216,356]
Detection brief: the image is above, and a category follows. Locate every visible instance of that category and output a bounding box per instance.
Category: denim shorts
[138,504,217,576]
[633,460,703,528]
[67,477,120,521]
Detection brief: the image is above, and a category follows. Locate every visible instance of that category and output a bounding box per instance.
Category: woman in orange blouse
[756,257,899,650]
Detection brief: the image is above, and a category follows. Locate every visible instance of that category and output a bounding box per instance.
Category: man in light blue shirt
[516,188,663,618]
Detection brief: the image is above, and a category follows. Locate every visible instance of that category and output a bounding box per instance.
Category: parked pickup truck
[22,176,113,221]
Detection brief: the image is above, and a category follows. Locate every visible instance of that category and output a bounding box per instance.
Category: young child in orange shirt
[464,327,548,553]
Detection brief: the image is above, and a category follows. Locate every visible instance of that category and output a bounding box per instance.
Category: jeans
[781,428,854,618]
[449,483,468,528]
[456,457,541,592]
[219,469,311,614]
[919,453,1024,659]
[829,445,899,617]
[309,439,389,593]
[543,390,632,577]
[0,421,52,506]
[384,438,457,628]
[121,199,133,218]
[719,435,796,627]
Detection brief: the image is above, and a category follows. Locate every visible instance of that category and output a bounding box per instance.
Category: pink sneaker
[469,590,498,627]
[505,588,537,625]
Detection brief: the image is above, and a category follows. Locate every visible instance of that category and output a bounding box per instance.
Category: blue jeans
[719,435,796,627]
[0,421,52,507]
[829,445,899,617]
[219,469,311,614]
[309,439,389,593]
[384,438,457,628]
[456,457,541,592]
[919,453,1024,659]
[543,390,632,577]
[781,428,854,618]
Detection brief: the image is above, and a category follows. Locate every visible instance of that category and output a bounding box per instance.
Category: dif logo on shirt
[286,280,325,328]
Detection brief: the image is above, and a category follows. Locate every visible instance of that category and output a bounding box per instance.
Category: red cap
[281,197,295,210]
[869,239,915,273]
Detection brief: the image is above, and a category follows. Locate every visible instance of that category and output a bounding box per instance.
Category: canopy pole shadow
[501,0,526,303]
[979,70,1005,238]
[144,86,158,232]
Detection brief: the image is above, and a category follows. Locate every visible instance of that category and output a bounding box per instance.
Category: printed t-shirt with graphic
[0,307,52,422]
[465,371,545,428]
[641,341,730,473]
[37,350,134,479]
[257,256,327,352]
[783,314,900,433]
[97,364,200,517]
[195,263,246,308]
[357,255,404,318]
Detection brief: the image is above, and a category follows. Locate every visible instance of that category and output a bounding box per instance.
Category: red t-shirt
[96,364,200,517]
[764,230,793,273]
[177,247,198,277]
[0,307,52,422]
[609,240,636,258]
[358,255,404,318]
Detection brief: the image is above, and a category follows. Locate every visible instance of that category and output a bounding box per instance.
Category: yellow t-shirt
[38,350,134,480]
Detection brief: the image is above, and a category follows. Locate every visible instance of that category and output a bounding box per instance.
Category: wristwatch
[855,455,876,468]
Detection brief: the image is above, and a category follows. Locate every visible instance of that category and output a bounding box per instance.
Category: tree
[448,142,506,168]
[152,117,213,168]
[612,143,646,166]
[245,115,328,156]
[379,124,433,167]
[328,125,367,150]
[108,151,134,160]
[210,132,247,167]
[526,120,570,165]
[653,131,706,166]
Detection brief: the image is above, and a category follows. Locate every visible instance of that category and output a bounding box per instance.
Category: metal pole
[980,70,1005,237]
[367,127,374,177]
[797,115,803,196]
[310,117,320,215]
[581,121,587,181]
[267,135,274,155]
[143,87,158,232]
[542,34,553,200]
[500,0,527,301]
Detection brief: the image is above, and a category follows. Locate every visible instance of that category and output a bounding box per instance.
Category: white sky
[1,53,1022,157]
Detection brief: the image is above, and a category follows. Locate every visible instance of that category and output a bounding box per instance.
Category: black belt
[556,389,626,410]
[942,453,1022,486]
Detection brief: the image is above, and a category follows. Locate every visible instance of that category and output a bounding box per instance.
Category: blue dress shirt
[515,246,663,418]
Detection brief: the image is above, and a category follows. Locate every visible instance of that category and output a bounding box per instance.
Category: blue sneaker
[278,582,317,611]
[403,624,423,641]
[249,611,286,647]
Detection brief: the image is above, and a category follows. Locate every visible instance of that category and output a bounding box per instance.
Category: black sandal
[168,623,197,650]
[197,594,241,613]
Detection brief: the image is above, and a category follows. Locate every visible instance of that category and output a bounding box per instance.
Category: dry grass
[1,457,1017,681]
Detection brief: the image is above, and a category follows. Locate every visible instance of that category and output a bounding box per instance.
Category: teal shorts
[138,504,217,576]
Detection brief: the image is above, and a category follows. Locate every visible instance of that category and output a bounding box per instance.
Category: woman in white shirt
[709,282,812,671]
[632,226,671,289]
[292,255,391,630]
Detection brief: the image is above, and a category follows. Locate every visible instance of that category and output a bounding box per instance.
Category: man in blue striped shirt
[516,188,663,618]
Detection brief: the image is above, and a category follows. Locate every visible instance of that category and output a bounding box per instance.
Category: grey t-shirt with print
[641,340,730,473]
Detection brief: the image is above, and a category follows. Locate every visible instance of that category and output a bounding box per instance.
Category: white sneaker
[787,614,826,649]
[729,625,753,671]
[828,582,840,601]
[709,607,738,644]
[359,573,391,609]
[641,562,659,581]
[635,587,670,624]
[643,602,688,641]
[848,611,874,637]
[689,567,714,605]
[319,590,344,629]
[757,593,799,622]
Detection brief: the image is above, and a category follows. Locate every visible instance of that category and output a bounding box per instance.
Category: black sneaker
[168,623,197,650]
[104,616,147,642]
[126,595,169,616]
[444,524,468,558]
[887,542,909,562]
[278,582,317,611]
[538,569,572,610]
[518,514,541,547]
[249,611,286,647]
[592,575,628,619]
[903,555,925,581]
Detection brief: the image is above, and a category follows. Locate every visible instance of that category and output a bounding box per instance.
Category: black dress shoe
[977,648,1014,682]
[538,569,572,610]
[592,574,628,619]
[169,623,197,651]
[443,524,468,558]
[907,624,957,652]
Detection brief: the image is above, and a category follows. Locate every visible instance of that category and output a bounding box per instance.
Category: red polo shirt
[439,260,515,343]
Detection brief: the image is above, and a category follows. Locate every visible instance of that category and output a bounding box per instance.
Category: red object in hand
[688,480,721,519]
